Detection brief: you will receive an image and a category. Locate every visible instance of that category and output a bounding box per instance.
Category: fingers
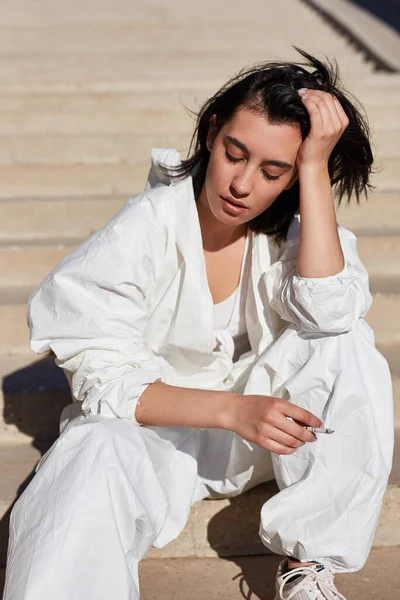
[253,435,298,455]
[260,421,310,449]
[281,400,323,429]
[331,95,349,128]
[299,89,349,133]
[263,439,298,455]
[275,415,317,444]
[249,396,325,455]
[303,94,332,128]
[299,91,323,129]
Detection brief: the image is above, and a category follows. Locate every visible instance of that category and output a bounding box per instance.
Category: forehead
[222,107,302,157]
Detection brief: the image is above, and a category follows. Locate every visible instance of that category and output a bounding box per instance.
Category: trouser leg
[187,426,275,504]
[3,414,200,600]
[251,322,394,574]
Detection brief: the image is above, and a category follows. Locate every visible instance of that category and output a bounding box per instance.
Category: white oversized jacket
[27,148,394,572]
[28,148,375,419]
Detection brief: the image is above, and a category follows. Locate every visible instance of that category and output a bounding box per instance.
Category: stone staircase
[0,0,399,596]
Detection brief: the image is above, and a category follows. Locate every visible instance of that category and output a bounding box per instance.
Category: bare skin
[203,230,247,304]
[287,558,316,569]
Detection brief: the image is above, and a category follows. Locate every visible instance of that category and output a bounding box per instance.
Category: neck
[196,186,248,252]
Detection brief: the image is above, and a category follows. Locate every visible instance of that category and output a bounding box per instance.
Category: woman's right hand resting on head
[136,382,322,455]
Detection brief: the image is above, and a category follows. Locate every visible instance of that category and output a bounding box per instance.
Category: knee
[35,415,141,476]
[66,414,141,451]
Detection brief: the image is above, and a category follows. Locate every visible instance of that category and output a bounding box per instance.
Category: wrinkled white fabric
[4,148,394,600]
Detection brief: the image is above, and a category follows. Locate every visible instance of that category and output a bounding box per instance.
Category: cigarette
[304,427,334,434]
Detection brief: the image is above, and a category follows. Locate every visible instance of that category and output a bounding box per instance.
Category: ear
[206,114,217,152]
[284,167,299,190]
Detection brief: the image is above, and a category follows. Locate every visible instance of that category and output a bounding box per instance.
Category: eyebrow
[224,135,293,170]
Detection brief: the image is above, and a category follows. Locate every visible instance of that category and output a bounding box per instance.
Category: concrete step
[0,354,71,441]
[0,51,373,89]
[109,549,400,599]
[0,3,383,41]
[2,106,400,136]
[0,36,376,60]
[0,196,128,243]
[1,88,400,116]
[0,109,194,135]
[355,237,400,293]
[374,133,400,157]
[1,236,399,294]
[2,74,400,96]
[0,305,30,356]
[336,191,400,235]
[0,162,150,198]
[0,160,398,199]
[2,547,400,599]
[1,33,370,54]
[0,2,368,28]
[2,548,400,599]
[0,134,189,167]
[0,24,373,55]
[362,295,400,378]
[1,82,400,111]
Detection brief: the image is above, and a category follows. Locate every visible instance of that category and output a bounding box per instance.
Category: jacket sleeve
[27,192,166,422]
[264,213,373,334]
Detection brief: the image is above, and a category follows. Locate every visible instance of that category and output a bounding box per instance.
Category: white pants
[3,321,394,599]
[4,413,275,600]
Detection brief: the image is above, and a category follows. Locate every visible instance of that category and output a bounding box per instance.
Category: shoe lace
[278,565,347,600]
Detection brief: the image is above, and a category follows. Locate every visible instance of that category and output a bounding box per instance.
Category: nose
[230,167,253,198]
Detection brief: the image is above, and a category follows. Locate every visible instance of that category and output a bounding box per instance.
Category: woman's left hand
[296,88,349,169]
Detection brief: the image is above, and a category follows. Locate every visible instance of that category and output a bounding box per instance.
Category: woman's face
[200,107,302,227]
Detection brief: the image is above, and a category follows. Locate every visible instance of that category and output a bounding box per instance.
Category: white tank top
[212,232,251,363]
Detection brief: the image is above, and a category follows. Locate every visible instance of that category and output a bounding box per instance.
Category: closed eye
[225,150,280,181]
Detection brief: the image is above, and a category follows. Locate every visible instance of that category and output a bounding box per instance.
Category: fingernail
[298,88,307,94]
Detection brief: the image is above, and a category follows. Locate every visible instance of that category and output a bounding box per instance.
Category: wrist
[297,161,329,177]
[216,390,239,431]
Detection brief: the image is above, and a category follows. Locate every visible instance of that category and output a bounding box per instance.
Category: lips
[221,196,248,209]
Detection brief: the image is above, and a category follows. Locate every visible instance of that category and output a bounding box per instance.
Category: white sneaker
[273,559,348,599]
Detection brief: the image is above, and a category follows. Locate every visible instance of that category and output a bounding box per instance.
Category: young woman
[4,48,394,600]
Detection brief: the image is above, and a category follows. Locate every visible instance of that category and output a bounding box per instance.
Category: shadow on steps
[1,354,72,567]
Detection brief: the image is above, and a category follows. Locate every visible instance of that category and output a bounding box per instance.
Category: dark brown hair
[162,47,374,244]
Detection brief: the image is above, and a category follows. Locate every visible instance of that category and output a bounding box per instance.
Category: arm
[264,89,372,335]
[296,87,347,278]
[137,381,321,454]
[296,162,344,278]
[136,382,235,428]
